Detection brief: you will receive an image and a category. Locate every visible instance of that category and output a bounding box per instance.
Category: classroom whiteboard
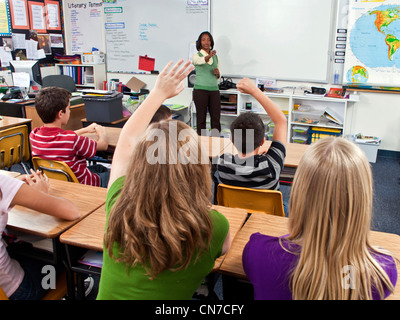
[63,0,105,54]
[103,0,209,73]
[211,0,335,82]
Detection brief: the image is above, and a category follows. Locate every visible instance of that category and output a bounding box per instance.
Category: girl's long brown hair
[105,120,213,279]
[286,137,395,300]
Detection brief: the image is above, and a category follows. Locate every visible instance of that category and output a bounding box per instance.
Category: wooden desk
[219,212,400,300]
[7,179,107,238]
[0,116,32,131]
[82,126,121,149]
[0,99,34,118]
[82,116,129,128]
[25,103,86,131]
[60,204,248,271]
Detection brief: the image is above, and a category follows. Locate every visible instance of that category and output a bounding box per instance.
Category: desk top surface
[60,204,248,271]
[7,179,107,238]
[0,116,32,130]
[219,212,400,300]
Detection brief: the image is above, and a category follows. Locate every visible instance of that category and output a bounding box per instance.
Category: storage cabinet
[55,64,106,90]
[191,89,358,144]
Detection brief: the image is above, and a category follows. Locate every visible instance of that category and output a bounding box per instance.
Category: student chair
[216,183,285,217]
[0,124,30,174]
[32,157,79,183]
[42,75,77,92]
[0,271,68,300]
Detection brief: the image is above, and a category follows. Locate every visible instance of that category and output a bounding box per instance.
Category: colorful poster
[0,0,12,36]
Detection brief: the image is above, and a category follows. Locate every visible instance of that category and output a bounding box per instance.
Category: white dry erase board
[102,0,208,73]
[211,0,335,82]
[63,0,106,54]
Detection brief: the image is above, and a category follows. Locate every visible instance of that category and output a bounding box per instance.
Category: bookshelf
[191,89,359,144]
[55,64,106,90]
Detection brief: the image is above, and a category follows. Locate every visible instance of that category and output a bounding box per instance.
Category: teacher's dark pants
[193,89,221,136]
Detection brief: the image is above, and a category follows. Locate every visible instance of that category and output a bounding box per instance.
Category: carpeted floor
[280,154,400,236]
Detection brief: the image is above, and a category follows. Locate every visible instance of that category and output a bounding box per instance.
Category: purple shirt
[243,232,398,300]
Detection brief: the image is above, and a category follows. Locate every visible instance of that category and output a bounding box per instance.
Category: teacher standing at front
[192,31,221,136]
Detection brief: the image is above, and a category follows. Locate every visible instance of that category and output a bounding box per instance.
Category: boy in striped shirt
[217,78,287,194]
[30,87,109,187]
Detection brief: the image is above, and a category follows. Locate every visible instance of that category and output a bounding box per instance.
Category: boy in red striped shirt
[30,87,109,187]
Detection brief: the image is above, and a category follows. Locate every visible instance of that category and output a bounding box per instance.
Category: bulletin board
[0,0,64,69]
[62,0,105,55]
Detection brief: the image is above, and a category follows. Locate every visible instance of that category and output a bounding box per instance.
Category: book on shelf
[322,106,343,125]
[326,87,346,98]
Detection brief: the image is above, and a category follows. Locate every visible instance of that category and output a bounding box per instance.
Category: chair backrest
[32,157,79,183]
[1,270,68,300]
[217,183,285,217]
[42,75,76,92]
[0,125,30,170]
[0,285,8,300]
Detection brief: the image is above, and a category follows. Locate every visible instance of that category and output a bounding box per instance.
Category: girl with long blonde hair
[243,137,397,299]
[97,60,231,300]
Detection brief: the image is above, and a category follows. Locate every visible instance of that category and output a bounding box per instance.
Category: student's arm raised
[236,78,287,145]
[108,60,194,187]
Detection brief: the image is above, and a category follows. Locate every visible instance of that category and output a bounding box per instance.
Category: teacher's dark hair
[196,31,214,51]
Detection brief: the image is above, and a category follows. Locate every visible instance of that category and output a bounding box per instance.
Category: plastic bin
[83,92,123,122]
[292,125,309,137]
[292,109,322,125]
[309,126,342,144]
[292,135,308,144]
[267,122,275,134]
[355,142,380,163]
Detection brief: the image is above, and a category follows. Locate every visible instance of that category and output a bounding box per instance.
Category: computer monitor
[9,60,42,87]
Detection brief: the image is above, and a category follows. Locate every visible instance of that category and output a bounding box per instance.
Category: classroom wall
[1,66,397,153]
[106,72,400,154]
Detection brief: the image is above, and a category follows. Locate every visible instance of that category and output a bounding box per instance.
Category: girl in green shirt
[97,60,231,300]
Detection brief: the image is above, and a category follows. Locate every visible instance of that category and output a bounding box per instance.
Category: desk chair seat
[0,271,68,300]
[32,157,79,183]
[0,124,30,174]
[42,75,76,92]
[217,183,285,217]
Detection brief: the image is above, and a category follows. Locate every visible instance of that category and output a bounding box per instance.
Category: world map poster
[344,0,400,89]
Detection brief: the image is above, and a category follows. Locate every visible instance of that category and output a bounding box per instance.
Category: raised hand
[153,59,194,100]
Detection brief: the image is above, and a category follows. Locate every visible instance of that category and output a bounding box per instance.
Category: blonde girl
[243,137,397,300]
